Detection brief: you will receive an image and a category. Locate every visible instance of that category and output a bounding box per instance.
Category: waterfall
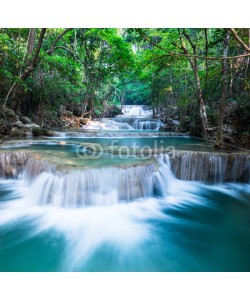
[0,152,28,178]
[81,105,161,131]
[82,118,161,131]
[15,151,250,209]
[22,158,175,208]
[23,156,57,183]
[82,119,133,130]
[122,105,152,117]
[132,119,161,130]
[170,151,250,183]
[1,149,249,209]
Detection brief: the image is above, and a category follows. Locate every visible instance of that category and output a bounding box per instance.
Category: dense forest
[0,28,249,147]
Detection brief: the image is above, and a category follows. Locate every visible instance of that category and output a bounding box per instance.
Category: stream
[0,105,249,271]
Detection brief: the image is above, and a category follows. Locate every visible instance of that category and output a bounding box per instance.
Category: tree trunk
[25,28,36,63]
[4,29,46,108]
[20,28,46,82]
[215,30,230,147]
[194,67,209,136]
[188,56,209,137]
[178,29,209,138]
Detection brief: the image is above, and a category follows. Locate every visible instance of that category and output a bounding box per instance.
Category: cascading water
[171,151,250,183]
[1,151,249,210]
[122,105,152,117]
[82,105,163,131]
[0,142,250,271]
[133,119,161,130]
[0,152,28,178]
[18,154,175,208]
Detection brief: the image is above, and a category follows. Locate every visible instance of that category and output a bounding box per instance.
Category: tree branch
[183,29,196,53]
[137,29,250,60]
[229,28,250,53]
[4,28,73,107]
[46,28,73,55]
[53,45,87,68]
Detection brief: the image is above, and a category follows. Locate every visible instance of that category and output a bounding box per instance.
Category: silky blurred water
[0,177,249,272]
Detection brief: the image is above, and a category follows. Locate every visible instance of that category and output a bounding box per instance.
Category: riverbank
[1,105,249,150]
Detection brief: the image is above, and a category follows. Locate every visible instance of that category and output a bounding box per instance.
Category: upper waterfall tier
[82,118,162,131]
[121,105,152,117]
[81,105,163,131]
[53,130,185,137]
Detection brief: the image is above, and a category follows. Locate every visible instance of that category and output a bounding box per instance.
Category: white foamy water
[122,105,152,117]
[0,150,250,271]
[81,105,162,131]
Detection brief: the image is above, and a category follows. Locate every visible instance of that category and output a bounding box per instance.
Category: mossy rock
[4,107,16,117]
[32,128,50,137]
[10,128,26,137]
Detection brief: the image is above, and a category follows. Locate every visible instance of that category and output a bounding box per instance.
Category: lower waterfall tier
[172,151,250,183]
[0,150,249,208]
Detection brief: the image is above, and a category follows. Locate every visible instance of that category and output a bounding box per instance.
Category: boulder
[32,128,53,137]
[80,118,90,125]
[12,121,25,128]
[23,123,40,129]
[10,127,27,137]
[68,121,77,127]
[3,107,16,118]
[166,118,180,126]
[20,116,32,124]
[160,118,180,132]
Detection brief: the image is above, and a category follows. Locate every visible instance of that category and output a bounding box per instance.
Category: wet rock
[160,118,180,131]
[59,105,66,116]
[102,105,122,118]
[0,121,12,136]
[59,105,73,117]
[12,121,25,128]
[3,107,15,118]
[0,152,29,178]
[23,123,40,129]
[20,116,32,124]
[4,165,17,177]
[10,128,27,137]
[32,128,49,137]
[68,121,77,127]
[80,118,90,125]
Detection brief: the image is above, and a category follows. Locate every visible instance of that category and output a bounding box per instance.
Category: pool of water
[0,178,249,271]
[51,136,213,151]
[0,136,218,169]
[1,142,153,168]
[0,134,249,272]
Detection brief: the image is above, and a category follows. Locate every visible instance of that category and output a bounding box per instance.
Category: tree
[4,28,73,109]
[215,29,230,147]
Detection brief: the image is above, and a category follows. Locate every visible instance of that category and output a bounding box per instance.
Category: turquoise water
[0,178,250,271]
[0,136,249,271]
[51,136,214,152]
[1,143,152,167]
[0,136,216,168]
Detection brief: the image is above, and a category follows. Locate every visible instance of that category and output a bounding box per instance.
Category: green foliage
[0,27,249,137]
